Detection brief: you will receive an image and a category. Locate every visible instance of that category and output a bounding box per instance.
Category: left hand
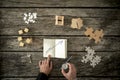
[39,55,52,76]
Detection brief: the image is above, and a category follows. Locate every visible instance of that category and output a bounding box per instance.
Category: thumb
[61,69,67,77]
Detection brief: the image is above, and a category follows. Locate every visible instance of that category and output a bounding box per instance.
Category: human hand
[39,55,52,76]
[61,63,76,80]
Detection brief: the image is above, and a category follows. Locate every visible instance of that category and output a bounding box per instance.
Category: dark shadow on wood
[100,10,120,35]
[0,52,3,75]
[93,51,120,76]
[0,0,2,7]
[0,9,1,48]
[0,53,23,76]
[104,0,120,7]
[0,8,6,36]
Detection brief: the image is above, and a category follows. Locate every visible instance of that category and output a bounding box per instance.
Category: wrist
[73,78,77,80]
[68,78,77,80]
[40,71,49,76]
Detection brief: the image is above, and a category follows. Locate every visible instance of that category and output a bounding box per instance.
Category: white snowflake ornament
[81,47,101,68]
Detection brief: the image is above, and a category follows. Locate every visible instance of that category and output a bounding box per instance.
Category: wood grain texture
[0,36,120,51]
[1,78,120,80]
[0,0,120,7]
[0,9,120,36]
[0,0,120,79]
[0,52,120,76]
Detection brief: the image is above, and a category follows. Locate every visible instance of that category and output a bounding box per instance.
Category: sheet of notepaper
[55,39,67,58]
[43,39,55,57]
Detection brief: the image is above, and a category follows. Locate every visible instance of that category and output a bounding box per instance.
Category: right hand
[61,63,77,80]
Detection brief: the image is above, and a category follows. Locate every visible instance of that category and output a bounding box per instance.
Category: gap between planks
[0,7,120,9]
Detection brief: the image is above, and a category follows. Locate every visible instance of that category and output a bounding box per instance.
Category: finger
[47,55,51,63]
[44,59,47,64]
[42,60,44,64]
[47,55,51,61]
[70,64,76,71]
[67,63,72,71]
[39,60,42,66]
[68,63,76,73]
[61,69,67,77]
[70,64,74,69]
[50,61,52,70]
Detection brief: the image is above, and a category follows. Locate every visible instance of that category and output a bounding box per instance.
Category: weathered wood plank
[1,78,120,80]
[0,0,120,7]
[1,78,36,80]
[0,9,120,36]
[0,51,120,76]
[0,36,120,51]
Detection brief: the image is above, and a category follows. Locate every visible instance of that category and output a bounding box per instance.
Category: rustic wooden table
[0,0,120,80]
